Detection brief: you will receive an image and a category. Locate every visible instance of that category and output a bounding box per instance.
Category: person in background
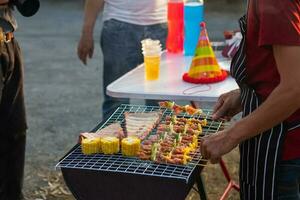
[200,0,300,199]
[0,0,37,199]
[77,0,167,119]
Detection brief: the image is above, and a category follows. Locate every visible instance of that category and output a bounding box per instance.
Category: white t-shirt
[103,0,167,25]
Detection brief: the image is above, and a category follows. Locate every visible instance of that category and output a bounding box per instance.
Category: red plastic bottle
[166,0,184,53]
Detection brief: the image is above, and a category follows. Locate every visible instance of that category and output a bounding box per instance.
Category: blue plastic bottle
[184,0,204,56]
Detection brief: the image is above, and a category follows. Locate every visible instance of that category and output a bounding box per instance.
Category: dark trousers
[0,38,27,200]
[100,19,167,119]
[0,133,26,200]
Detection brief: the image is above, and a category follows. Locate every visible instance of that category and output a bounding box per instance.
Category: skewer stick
[195,163,209,167]
[198,156,209,162]
[189,161,209,167]
[188,154,209,162]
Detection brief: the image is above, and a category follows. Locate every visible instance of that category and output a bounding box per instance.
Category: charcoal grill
[56,104,224,200]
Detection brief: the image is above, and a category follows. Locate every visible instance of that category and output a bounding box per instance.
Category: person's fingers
[212,102,229,120]
[77,44,85,63]
[78,37,93,65]
[200,138,211,160]
[200,138,206,158]
[79,51,87,65]
[77,45,82,60]
[82,56,87,65]
[88,46,94,59]
[201,145,207,159]
[88,49,93,59]
[199,137,204,145]
[212,97,224,115]
[78,46,89,65]
[201,140,222,163]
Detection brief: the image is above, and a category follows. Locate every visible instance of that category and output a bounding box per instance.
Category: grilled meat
[125,112,161,139]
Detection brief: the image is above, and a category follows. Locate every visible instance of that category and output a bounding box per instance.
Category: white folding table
[107,51,239,102]
[106,51,240,200]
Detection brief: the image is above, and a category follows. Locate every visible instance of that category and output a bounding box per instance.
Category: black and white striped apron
[230,15,300,200]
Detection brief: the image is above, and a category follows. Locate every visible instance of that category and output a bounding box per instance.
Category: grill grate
[56,104,224,183]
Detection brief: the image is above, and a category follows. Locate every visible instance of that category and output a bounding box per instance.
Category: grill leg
[219,158,240,200]
[196,174,207,200]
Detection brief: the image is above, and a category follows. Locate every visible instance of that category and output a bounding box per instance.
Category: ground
[15,1,245,199]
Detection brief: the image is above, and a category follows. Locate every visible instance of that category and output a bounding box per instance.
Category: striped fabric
[230,15,299,200]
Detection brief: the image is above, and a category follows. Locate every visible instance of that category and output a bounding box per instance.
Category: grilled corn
[121,137,141,156]
[101,136,120,154]
[81,138,101,155]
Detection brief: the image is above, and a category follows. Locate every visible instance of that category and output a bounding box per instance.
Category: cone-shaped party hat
[183,22,227,84]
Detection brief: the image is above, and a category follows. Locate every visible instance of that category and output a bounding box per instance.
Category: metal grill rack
[56,104,224,183]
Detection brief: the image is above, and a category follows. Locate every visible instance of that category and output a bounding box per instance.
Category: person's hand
[212,89,242,121]
[200,129,238,164]
[77,32,94,65]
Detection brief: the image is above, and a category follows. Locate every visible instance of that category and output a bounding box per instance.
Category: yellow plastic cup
[144,54,160,81]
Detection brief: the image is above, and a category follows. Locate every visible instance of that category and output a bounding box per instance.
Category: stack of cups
[141,39,162,81]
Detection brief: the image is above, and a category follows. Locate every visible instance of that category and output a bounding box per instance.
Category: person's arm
[201,45,300,162]
[228,45,300,142]
[82,0,104,37]
[77,0,104,65]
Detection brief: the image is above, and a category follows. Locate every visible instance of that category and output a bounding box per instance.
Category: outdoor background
[15,0,246,199]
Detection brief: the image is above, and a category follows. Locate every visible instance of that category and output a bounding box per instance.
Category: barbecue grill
[56,104,224,200]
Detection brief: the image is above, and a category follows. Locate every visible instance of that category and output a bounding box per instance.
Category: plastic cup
[143,51,161,81]
[141,39,161,46]
[141,38,162,81]
[142,45,162,52]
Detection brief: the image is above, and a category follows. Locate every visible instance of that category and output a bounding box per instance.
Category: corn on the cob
[101,136,120,154]
[121,137,141,156]
[81,138,101,155]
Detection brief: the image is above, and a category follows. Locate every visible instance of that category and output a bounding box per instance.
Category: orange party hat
[183,22,227,84]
